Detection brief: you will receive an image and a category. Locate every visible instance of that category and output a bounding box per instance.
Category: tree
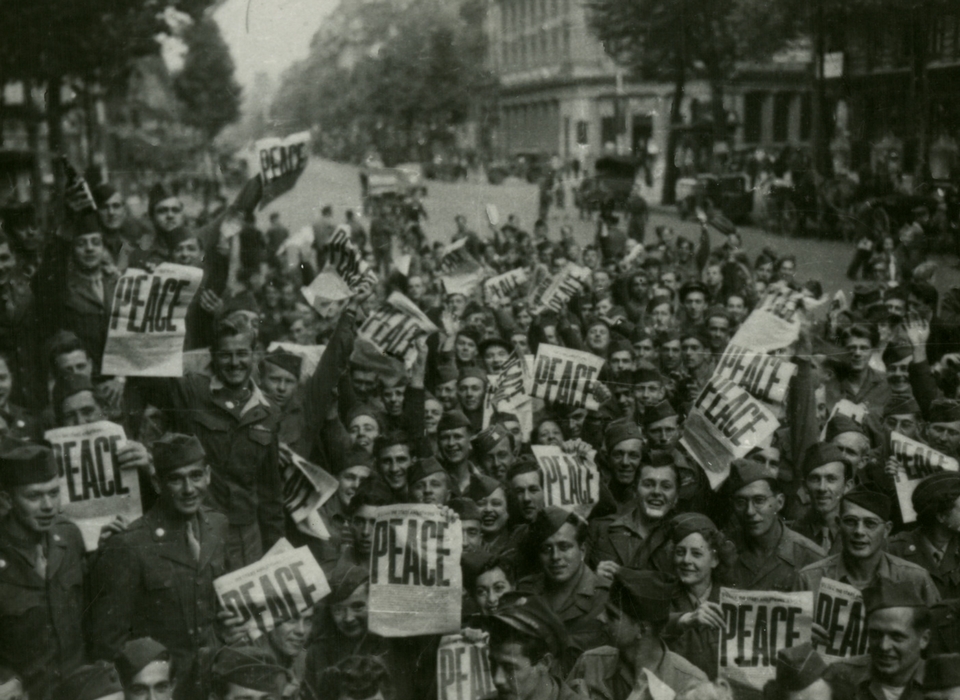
[174,17,242,142]
[586,0,805,203]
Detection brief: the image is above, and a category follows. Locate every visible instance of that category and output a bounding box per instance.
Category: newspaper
[719,588,813,692]
[713,344,797,405]
[300,271,353,319]
[680,377,780,489]
[256,131,310,208]
[46,421,140,551]
[279,445,339,540]
[215,544,330,640]
[814,578,868,662]
[266,342,326,381]
[729,288,804,353]
[819,399,868,440]
[891,431,960,523]
[437,634,496,700]
[368,504,463,637]
[359,291,439,356]
[484,268,528,305]
[101,263,204,377]
[530,344,604,411]
[329,225,375,289]
[531,445,600,518]
[529,263,591,315]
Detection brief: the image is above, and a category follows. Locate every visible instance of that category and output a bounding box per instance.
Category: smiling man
[116,637,174,700]
[409,456,451,505]
[89,434,229,694]
[437,410,480,496]
[797,490,939,606]
[791,444,853,555]
[926,400,960,460]
[603,419,643,508]
[824,325,890,418]
[589,452,679,581]
[0,442,86,700]
[516,508,610,667]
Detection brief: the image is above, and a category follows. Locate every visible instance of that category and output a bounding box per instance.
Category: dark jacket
[888,527,960,600]
[0,517,87,700]
[587,502,674,573]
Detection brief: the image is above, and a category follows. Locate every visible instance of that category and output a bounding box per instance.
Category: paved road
[264,158,960,299]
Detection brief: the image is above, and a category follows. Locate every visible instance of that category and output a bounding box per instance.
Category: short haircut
[374,430,413,458]
[488,624,551,666]
[842,324,876,348]
[639,461,680,491]
[464,556,515,593]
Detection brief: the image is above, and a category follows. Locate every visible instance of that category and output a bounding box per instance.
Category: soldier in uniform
[258,350,305,455]
[724,459,825,592]
[0,442,86,700]
[129,318,283,569]
[516,507,610,670]
[588,451,678,580]
[768,643,852,700]
[601,420,643,511]
[206,647,288,700]
[55,662,125,700]
[566,569,707,700]
[790,444,853,555]
[797,489,940,606]
[89,434,229,697]
[889,471,960,599]
[485,595,582,700]
[823,578,931,700]
[923,654,960,700]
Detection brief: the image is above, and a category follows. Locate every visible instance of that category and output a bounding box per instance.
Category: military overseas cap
[0,441,58,487]
[152,433,205,478]
[459,366,488,385]
[437,362,459,385]
[641,450,676,469]
[604,419,643,449]
[633,363,664,384]
[608,569,677,625]
[863,577,927,615]
[438,410,473,434]
[479,336,513,356]
[842,488,891,521]
[641,400,677,426]
[608,336,633,355]
[261,349,303,379]
[344,445,375,471]
[450,497,482,522]
[322,655,390,700]
[825,414,865,441]
[679,281,708,302]
[464,474,502,502]
[670,513,719,545]
[56,661,124,700]
[923,654,960,691]
[148,182,179,214]
[210,646,286,693]
[882,395,921,418]
[881,343,913,367]
[489,594,569,657]
[407,456,445,486]
[115,638,170,687]
[929,398,960,424]
[801,443,848,478]
[326,565,370,605]
[472,424,510,456]
[528,506,580,546]
[727,458,778,494]
[646,294,672,314]
[775,642,827,692]
[912,472,960,519]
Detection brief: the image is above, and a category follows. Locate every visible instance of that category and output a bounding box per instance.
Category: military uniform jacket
[824,655,927,700]
[0,517,86,700]
[790,509,844,557]
[517,565,611,671]
[587,502,673,573]
[566,642,707,700]
[132,374,284,548]
[726,523,825,592]
[888,528,960,600]
[796,551,941,606]
[88,505,228,670]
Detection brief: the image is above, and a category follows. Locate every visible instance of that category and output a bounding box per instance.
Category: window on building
[799,93,812,141]
[601,116,618,146]
[744,92,763,143]
[773,93,791,143]
[576,120,588,145]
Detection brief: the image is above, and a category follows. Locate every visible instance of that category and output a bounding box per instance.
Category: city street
[267,158,960,300]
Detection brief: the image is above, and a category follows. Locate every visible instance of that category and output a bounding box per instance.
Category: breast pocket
[192,412,233,463]
[142,567,180,622]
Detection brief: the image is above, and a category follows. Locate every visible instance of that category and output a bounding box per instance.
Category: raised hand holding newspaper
[891,431,959,523]
[531,445,600,518]
[437,634,496,700]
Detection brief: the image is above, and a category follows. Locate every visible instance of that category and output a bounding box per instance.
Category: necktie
[933,548,944,566]
[186,519,201,562]
[35,543,47,580]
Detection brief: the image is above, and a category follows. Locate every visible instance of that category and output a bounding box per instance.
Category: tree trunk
[661,68,686,206]
[710,77,727,171]
[25,80,46,228]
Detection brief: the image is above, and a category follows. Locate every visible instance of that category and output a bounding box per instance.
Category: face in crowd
[645,416,679,451]
[61,390,106,427]
[480,435,515,482]
[805,461,851,517]
[260,364,298,409]
[411,471,450,505]
[732,479,784,539]
[152,197,185,234]
[125,656,175,700]
[439,427,471,465]
[538,521,585,586]
[1,476,61,536]
[458,377,486,412]
[337,465,371,509]
[473,565,512,616]
[351,369,378,403]
[213,332,256,389]
[478,487,509,539]
[674,531,719,592]
[839,501,891,561]
[349,415,380,453]
[377,443,412,492]
[156,461,210,517]
[510,471,544,523]
[609,438,642,487]
[330,582,369,639]
[637,465,678,523]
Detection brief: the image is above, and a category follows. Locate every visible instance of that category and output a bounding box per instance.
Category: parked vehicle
[677,173,753,224]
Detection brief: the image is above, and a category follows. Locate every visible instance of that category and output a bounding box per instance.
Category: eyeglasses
[732,495,773,511]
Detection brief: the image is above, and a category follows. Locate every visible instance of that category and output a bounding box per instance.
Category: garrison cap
[801,443,848,478]
[633,363,663,384]
[881,343,913,367]
[528,506,580,546]
[326,565,369,605]
[472,424,510,456]
[464,474,503,502]
[210,646,286,693]
[437,410,472,434]
[152,433,206,477]
[882,395,920,418]
[670,513,719,545]
[842,488,891,521]
[115,638,170,686]
[261,349,302,379]
[642,400,677,426]
[489,594,568,657]
[0,441,58,487]
[727,458,778,493]
[825,414,865,441]
[929,398,960,424]
[608,569,677,625]
[459,366,487,384]
[863,577,927,615]
[775,642,827,692]
[449,497,482,521]
[407,456,446,486]
[912,472,960,519]
[56,662,123,700]
[604,419,643,449]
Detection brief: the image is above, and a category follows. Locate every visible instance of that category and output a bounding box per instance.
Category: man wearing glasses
[724,459,825,592]
[796,490,939,606]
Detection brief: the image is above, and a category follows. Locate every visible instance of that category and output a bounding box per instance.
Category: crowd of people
[6,166,960,700]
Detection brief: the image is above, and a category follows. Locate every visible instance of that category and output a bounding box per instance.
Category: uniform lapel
[149,509,196,568]
[44,529,69,581]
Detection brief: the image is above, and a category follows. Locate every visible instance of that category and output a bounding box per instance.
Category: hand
[811,622,830,647]
[97,515,129,548]
[199,290,222,315]
[680,601,727,630]
[97,378,124,408]
[561,439,592,462]
[885,456,902,479]
[596,560,621,582]
[117,441,152,473]
[217,608,249,645]
[460,627,489,644]
[589,380,612,405]
[904,313,930,348]
[437,504,460,526]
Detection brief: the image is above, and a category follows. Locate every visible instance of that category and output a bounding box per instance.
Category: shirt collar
[209,375,270,415]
